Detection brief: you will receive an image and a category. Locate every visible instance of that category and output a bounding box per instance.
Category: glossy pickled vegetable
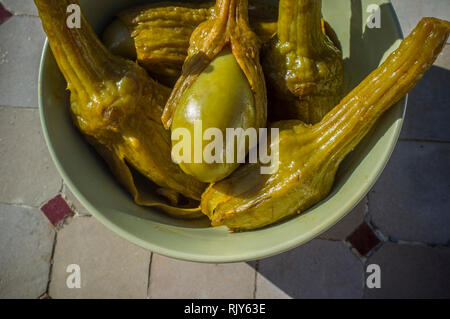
[35,0,206,217]
[263,0,344,124]
[202,18,450,231]
[103,0,277,84]
[163,0,267,183]
[172,48,255,182]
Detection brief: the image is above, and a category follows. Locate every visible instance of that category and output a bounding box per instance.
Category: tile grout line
[344,195,382,261]
[363,214,386,258]
[146,252,153,299]
[360,251,366,299]
[252,260,259,299]
[13,14,39,18]
[327,197,375,262]
[365,200,449,249]
[0,105,39,109]
[317,236,343,242]
[0,201,41,210]
[361,194,381,259]
[363,196,369,219]
[44,229,58,298]
[343,239,367,264]
[386,238,450,249]
[58,181,64,194]
[398,138,450,144]
[0,2,39,18]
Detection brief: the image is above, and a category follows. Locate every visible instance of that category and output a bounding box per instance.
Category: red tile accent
[41,195,73,226]
[0,4,12,25]
[346,223,380,256]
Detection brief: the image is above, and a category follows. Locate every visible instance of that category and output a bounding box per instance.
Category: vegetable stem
[278,0,325,57]
[35,0,122,99]
[315,18,450,162]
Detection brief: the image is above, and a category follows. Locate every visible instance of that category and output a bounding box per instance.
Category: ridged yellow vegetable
[163,0,267,183]
[202,18,450,230]
[35,0,206,217]
[263,0,344,124]
[104,1,277,84]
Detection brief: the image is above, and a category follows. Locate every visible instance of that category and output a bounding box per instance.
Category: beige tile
[0,203,55,299]
[149,254,255,299]
[0,16,45,108]
[48,216,150,299]
[369,141,450,244]
[434,44,450,70]
[255,273,292,299]
[364,243,450,298]
[391,0,450,42]
[400,45,450,141]
[1,0,38,16]
[257,240,364,299]
[0,107,62,207]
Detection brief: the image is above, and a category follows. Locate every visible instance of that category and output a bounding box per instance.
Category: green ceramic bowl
[38,0,405,263]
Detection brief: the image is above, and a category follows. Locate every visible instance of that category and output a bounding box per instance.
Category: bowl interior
[39,0,405,262]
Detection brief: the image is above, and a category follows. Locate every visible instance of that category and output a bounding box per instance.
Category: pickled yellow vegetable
[171,48,255,182]
[104,0,277,84]
[35,0,206,217]
[202,18,450,230]
[163,0,267,183]
[263,0,344,123]
[115,2,213,84]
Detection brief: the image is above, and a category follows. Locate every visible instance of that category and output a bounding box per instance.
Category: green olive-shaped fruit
[171,48,255,183]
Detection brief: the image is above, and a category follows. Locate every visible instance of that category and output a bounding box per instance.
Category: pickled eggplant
[102,1,278,84]
[202,18,450,230]
[263,0,344,124]
[162,0,267,183]
[35,0,206,217]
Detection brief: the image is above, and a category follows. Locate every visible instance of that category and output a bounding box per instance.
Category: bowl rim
[38,2,407,263]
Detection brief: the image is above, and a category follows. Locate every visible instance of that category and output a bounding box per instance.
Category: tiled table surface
[0,0,449,299]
